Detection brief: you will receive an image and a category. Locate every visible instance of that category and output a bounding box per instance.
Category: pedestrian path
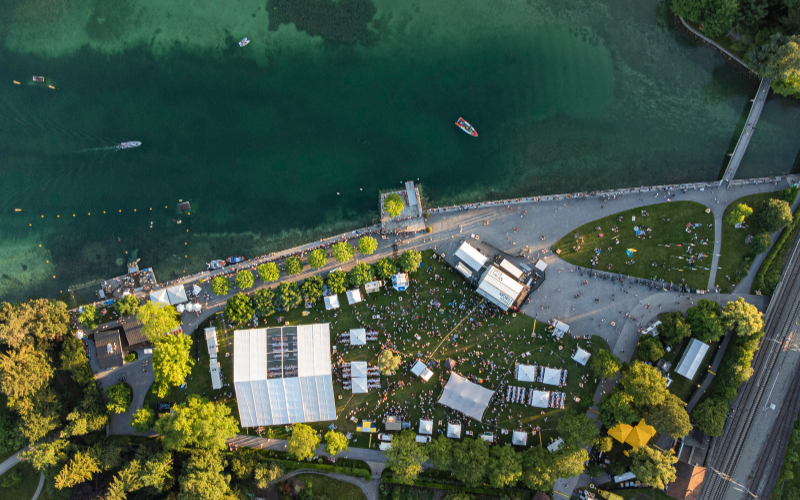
[721,78,772,186]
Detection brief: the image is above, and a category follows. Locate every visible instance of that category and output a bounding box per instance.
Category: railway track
[701,230,800,500]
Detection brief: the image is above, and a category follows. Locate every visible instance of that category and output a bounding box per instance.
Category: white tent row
[351,361,368,394]
[571,347,591,366]
[438,373,495,421]
[150,284,188,306]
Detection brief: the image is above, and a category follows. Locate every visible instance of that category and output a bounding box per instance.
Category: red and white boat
[455,117,477,137]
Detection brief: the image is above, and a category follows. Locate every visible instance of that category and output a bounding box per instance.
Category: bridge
[720,78,772,188]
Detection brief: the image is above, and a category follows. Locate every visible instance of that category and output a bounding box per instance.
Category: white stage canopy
[477,266,524,311]
[530,390,550,408]
[455,242,488,271]
[166,284,188,305]
[324,295,340,310]
[542,368,563,386]
[675,338,710,379]
[350,328,367,346]
[438,373,495,421]
[420,367,434,382]
[193,284,202,295]
[572,347,591,366]
[447,423,461,439]
[516,364,537,382]
[233,324,336,427]
[351,361,368,379]
[499,259,524,280]
[419,419,433,435]
[351,377,368,394]
[512,431,528,446]
[346,289,363,305]
[149,289,169,305]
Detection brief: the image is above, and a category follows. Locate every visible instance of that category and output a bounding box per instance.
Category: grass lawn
[159,250,607,449]
[552,202,715,290]
[0,462,41,500]
[283,474,367,500]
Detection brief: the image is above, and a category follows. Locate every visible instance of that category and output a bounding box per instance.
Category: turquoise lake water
[0,0,798,302]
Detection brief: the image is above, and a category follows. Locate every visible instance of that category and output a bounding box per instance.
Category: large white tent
[516,364,537,382]
[149,289,169,305]
[350,328,367,346]
[419,419,433,435]
[512,431,528,446]
[447,422,461,439]
[455,242,488,271]
[166,284,188,305]
[233,325,336,427]
[324,295,340,310]
[571,347,591,366]
[530,390,550,408]
[477,266,524,311]
[351,377,368,394]
[675,338,710,379]
[438,373,495,421]
[499,259,524,280]
[542,368,563,386]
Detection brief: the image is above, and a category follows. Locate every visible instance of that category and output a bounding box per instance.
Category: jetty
[721,78,772,188]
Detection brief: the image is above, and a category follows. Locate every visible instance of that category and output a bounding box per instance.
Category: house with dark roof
[94,329,124,370]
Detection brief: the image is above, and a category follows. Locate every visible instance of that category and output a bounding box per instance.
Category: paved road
[32,473,45,500]
[95,348,155,435]
[0,450,23,476]
[721,78,772,186]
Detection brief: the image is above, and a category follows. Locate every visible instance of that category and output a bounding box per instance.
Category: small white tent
[516,364,537,382]
[351,377,368,394]
[447,423,461,439]
[324,295,340,310]
[193,284,202,295]
[351,361,368,379]
[572,347,591,366]
[529,390,550,408]
[346,289,363,305]
[411,361,427,377]
[419,419,433,435]
[350,328,367,346]
[512,431,528,446]
[543,368,562,386]
[150,289,169,305]
[552,320,569,339]
[176,304,185,313]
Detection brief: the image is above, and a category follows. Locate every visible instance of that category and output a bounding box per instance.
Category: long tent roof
[438,373,495,421]
[455,242,488,271]
[517,364,537,382]
[675,338,710,379]
[477,266,524,311]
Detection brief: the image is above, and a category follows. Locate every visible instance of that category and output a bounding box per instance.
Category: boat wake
[78,146,120,153]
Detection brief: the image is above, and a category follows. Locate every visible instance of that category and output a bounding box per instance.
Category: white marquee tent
[535,260,548,272]
[149,289,169,305]
[675,338,710,379]
[542,368,563,386]
[351,361,368,379]
[419,419,433,435]
[350,328,367,346]
[324,295,340,310]
[530,390,550,408]
[176,304,185,314]
[571,347,591,366]
[166,284,188,305]
[455,242,488,271]
[193,284,202,295]
[516,364,537,382]
[438,373,495,421]
[512,431,528,446]
[351,377,368,394]
[447,422,461,439]
[346,289,363,305]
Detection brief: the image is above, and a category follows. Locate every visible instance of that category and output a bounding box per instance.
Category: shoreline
[676,16,758,77]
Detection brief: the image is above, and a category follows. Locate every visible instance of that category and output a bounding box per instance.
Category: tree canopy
[752,231,773,254]
[642,392,693,439]
[692,398,728,436]
[113,295,141,317]
[588,349,622,379]
[400,250,422,273]
[0,299,70,348]
[0,344,53,405]
[375,257,396,280]
[235,270,254,290]
[155,396,239,451]
[225,293,254,324]
[598,389,641,428]
[726,203,754,226]
[620,361,669,407]
[332,242,355,264]
[672,0,738,37]
[324,429,349,457]
[687,299,725,343]
[308,249,328,269]
[657,312,692,345]
[751,34,800,97]
[106,383,132,414]
[301,276,324,304]
[252,288,276,317]
[759,198,794,232]
[721,297,764,337]
[452,438,490,487]
[152,334,194,398]
[285,256,304,276]
[54,450,100,490]
[130,408,155,433]
[358,236,378,255]
[349,263,373,287]
[326,270,347,295]
[136,302,180,342]
[384,430,428,485]
[210,276,232,296]
[275,282,303,310]
[557,414,599,449]
[78,304,102,329]
[257,262,280,282]
[487,445,522,488]
[637,335,665,362]
[378,350,402,375]
[426,435,453,470]
[178,449,230,500]
[288,423,320,460]
[384,193,405,218]
[629,446,678,489]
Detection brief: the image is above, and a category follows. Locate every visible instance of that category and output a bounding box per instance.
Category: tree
[258,262,280,282]
[487,445,522,488]
[152,334,194,398]
[598,389,641,428]
[726,203,754,226]
[114,295,141,317]
[236,270,254,290]
[358,236,378,255]
[0,414,26,456]
[0,344,53,405]
[721,297,764,337]
[657,312,692,346]
[23,438,69,471]
[443,493,473,500]
[136,302,180,342]
[687,299,725,343]
[326,270,347,294]
[106,382,132,414]
[637,336,665,362]
[231,449,259,479]
[378,350,402,375]
[324,430,349,457]
[760,198,794,232]
[78,305,102,329]
[155,396,238,450]
[179,449,230,500]
[349,263,373,287]
[751,232,773,254]
[598,436,614,453]
[308,249,328,269]
[384,193,405,218]
[400,250,422,273]
[554,448,590,479]
[452,438,490,487]
[427,435,453,470]
[210,276,232,296]
[588,349,622,379]
[620,362,668,406]
[301,276,324,304]
[275,282,303,310]
[225,293,254,324]
[642,392,692,439]
[629,446,678,489]
[384,430,429,485]
[692,398,728,436]
[107,451,173,497]
[375,258,396,280]
[130,408,155,433]
[254,464,283,489]
[558,414,599,449]
[54,450,100,489]
[751,35,800,97]
[0,299,69,348]
[332,242,355,264]
[521,446,558,491]
[672,0,738,37]
[285,256,303,276]
[252,288,276,317]
[288,423,320,461]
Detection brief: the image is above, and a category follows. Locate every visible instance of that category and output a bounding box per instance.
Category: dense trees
[308,249,328,269]
[254,463,283,489]
[642,393,693,438]
[588,349,622,379]
[452,438,490,487]
[275,282,303,310]
[378,350,402,375]
[629,446,678,489]
[285,256,303,276]
[400,250,423,273]
[287,423,320,461]
[557,414,599,449]
[487,445,522,488]
[759,198,794,232]
[375,257,396,280]
[520,446,587,492]
[252,288,276,317]
[114,295,141,317]
[78,304,102,329]
[384,430,428,484]
[155,396,239,451]
[54,450,101,489]
[751,231,773,254]
[301,275,324,304]
[349,263,373,287]
[225,293,254,324]
[657,312,692,345]
[136,302,180,342]
[620,361,668,406]
[358,236,378,255]
[152,334,194,398]
[106,383,132,414]
[258,262,280,282]
[326,270,347,294]
[178,449,230,500]
[637,335,665,362]
[751,35,800,97]
[0,299,69,348]
[426,435,453,470]
[211,276,232,296]
[599,389,641,427]
[726,203,754,225]
[130,408,156,433]
[721,297,764,337]
[672,0,739,36]
[687,299,725,343]
[235,270,254,290]
[0,344,53,404]
[323,429,349,457]
[332,242,355,263]
[384,193,405,218]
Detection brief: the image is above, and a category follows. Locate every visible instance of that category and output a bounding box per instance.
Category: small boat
[14,208,23,212]
[118,141,142,149]
[13,81,20,85]
[239,38,250,47]
[227,256,245,264]
[455,117,477,137]
[32,76,44,82]
[207,260,226,270]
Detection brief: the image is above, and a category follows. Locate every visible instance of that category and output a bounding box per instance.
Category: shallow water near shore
[0,0,798,302]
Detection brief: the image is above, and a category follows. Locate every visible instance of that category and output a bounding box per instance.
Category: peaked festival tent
[571,347,591,366]
[351,377,368,394]
[542,367,563,386]
[351,361,368,379]
[512,431,528,446]
[447,422,461,439]
[149,289,169,305]
[166,284,188,305]
[350,328,367,346]
[608,422,634,444]
[529,390,550,408]
[438,372,495,421]
[346,289,363,305]
[516,364,537,382]
[419,419,433,435]
[625,420,656,448]
[324,295,340,310]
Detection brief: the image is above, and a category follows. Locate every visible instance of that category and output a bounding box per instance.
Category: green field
[552,202,715,290]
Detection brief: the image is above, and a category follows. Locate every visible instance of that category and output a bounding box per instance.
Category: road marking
[708,370,716,375]
[763,370,780,411]
[553,491,569,498]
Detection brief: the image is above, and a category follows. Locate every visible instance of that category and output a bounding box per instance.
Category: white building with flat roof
[455,242,488,272]
[675,338,710,380]
[477,266,525,311]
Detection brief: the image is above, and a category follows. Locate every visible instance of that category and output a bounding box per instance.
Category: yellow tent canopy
[625,419,656,448]
[608,422,633,444]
